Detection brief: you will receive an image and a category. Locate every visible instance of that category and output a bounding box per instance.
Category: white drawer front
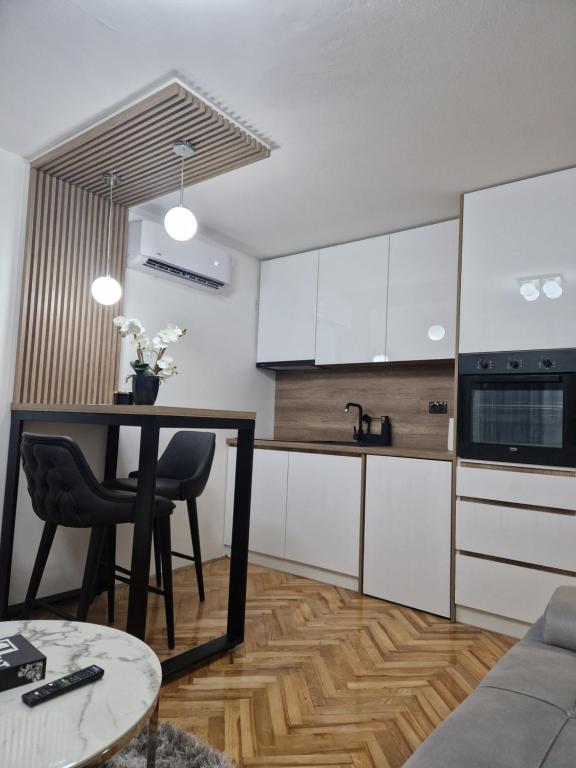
[457,464,576,511]
[456,553,575,624]
[456,500,576,571]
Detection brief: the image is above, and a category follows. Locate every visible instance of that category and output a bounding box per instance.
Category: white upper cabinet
[315,235,389,365]
[257,250,319,363]
[460,167,576,353]
[387,221,459,361]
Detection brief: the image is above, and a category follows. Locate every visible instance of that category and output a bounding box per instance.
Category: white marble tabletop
[0,620,161,768]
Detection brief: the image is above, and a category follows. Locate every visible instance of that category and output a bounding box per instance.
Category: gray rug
[105,722,235,768]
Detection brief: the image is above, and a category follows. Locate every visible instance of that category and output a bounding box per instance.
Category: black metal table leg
[0,413,23,617]
[126,419,160,640]
[226,425,255,643]
[104,424,120,483]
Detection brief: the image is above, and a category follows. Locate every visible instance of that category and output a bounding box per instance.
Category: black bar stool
[108,431,216,601]
[20,433,177,647]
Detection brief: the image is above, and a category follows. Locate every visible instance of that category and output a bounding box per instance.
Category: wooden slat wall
[13,170,128,405]
[274,362,455,450]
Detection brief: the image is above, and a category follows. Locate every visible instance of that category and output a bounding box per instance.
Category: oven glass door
[459,374,576,466]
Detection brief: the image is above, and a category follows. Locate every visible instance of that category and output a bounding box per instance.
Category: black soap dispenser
[380,416,392,446]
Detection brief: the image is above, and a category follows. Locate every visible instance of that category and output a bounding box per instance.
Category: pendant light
[91,173,123,306]
[164,140,198,241]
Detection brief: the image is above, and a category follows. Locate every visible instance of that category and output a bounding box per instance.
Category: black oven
[458,349,576,467]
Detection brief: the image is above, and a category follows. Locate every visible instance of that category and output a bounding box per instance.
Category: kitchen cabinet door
[257,251,319,363]
[285,452,362,575]
[363,455,452,617]
[387,221,459,361]
[224,447,288,558]
[460,167,576,353]
[315,235,389,364]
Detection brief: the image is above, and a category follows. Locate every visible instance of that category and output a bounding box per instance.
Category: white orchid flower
[113,316,146,338]
[156,324,186,345]
[112,316,186,379]
[158,356,178,377]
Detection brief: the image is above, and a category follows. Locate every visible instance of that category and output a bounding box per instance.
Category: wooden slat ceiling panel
[32,83,270,208]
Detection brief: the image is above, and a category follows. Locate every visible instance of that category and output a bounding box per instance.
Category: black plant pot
[132,375,160,406]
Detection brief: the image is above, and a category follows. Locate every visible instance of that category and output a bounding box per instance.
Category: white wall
[0,148,27,492]
[114,241,275,569]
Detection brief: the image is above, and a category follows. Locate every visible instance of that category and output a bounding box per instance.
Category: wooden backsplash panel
[274,363,455,450]
[13,170,128,405]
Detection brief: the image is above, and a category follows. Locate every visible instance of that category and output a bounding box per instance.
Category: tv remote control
[22,665,104,707]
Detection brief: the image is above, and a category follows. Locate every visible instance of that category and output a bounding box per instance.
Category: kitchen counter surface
[226,438,454,462]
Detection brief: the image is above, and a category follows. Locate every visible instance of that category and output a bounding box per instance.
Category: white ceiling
[1,0,576,258]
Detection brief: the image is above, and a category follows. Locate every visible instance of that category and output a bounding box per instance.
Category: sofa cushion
[543,587,576,653]
[480,640,576,712]
[542,717,576,767]
[403,686,567,768]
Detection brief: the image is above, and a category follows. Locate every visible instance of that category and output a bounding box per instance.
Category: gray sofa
[405,587,576,767]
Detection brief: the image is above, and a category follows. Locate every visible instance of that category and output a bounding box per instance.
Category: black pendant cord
[180,157,184,207]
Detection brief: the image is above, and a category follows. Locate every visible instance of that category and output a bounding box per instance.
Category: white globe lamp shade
[542,279,563,300]
[91,275,122,306]
[164,205,198,241]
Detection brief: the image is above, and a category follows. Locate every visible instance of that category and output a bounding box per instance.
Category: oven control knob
[508,359,520,369]
[478,359,490,370]
[542,358,553,368]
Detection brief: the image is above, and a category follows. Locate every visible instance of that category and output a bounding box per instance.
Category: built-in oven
[458,349,576,467]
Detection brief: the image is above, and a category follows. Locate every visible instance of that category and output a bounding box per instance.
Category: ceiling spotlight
[542,277,563,300]
[91,173,123,306]
[164,140,198,242]
[519,280,540,302]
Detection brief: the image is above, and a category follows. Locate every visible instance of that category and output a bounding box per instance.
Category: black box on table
[0,634,46,692]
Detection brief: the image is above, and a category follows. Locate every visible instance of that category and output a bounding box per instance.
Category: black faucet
[345,402,367,441]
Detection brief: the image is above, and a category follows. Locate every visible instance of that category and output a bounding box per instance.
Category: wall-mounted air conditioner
[127,219,232,291]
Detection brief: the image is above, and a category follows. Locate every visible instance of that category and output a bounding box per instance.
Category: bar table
[0,403,255,679]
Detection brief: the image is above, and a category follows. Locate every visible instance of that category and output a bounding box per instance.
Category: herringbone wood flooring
[83,559,515,767]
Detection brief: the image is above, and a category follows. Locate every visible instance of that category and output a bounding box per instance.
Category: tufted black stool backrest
[21,433,134,528]
[156,431,216,499]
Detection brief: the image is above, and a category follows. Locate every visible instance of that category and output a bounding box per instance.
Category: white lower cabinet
[457,464,576,511]
[456,499,576,572]
[455,463,576,627]
[285,452,362,576]
[456,554,575,624]
[225,448,362,578]
[363,456,452,617]
[224,447,288,558]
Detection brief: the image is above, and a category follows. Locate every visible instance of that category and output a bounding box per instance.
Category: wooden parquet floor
[82,559,516,767]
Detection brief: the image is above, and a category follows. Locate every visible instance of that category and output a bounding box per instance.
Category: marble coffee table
[0,620,162,767]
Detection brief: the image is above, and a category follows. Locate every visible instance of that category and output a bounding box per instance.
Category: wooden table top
[11,402,256,421]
